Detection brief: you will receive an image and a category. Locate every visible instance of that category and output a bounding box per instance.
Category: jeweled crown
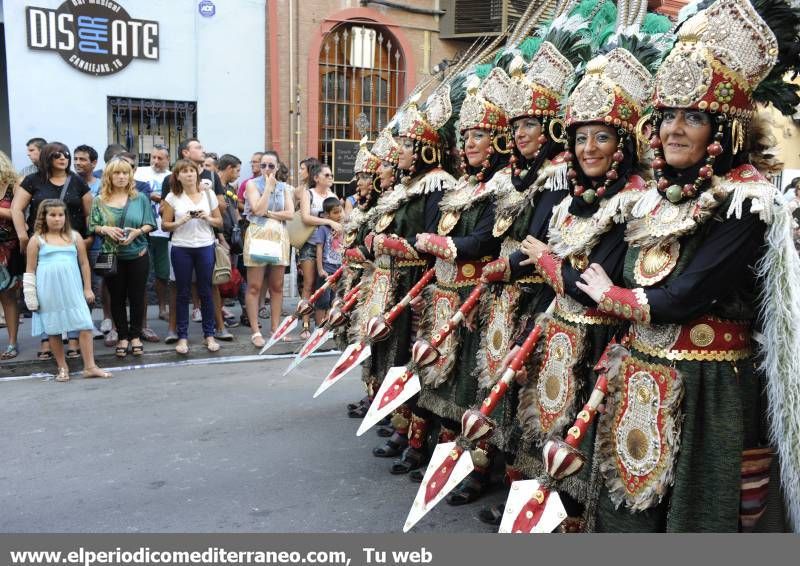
[654,0,779,120]
[565,48,654,133]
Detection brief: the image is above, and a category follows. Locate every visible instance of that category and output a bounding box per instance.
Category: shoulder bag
[286,189,317,249]
[94,197,131,277]
[205,189,232,285]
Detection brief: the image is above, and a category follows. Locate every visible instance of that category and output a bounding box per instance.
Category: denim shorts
[297,242,316,262]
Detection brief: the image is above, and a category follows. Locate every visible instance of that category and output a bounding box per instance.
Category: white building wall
[2,0,265,171]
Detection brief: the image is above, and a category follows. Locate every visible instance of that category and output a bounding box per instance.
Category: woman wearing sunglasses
[242,151,294,347]
[297,161,341,340]
[12,142,93,361]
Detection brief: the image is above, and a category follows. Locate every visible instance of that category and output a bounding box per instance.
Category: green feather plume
[642,13,672,35]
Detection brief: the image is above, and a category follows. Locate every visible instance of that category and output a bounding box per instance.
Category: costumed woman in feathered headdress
[335,135,387,366]
[470,0,600,524]
[576,0,800,532]
[511,4,673,529]
[407,65,516,503]
[348,89,458,465]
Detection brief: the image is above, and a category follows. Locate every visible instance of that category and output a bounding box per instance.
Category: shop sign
[25,0,159,76]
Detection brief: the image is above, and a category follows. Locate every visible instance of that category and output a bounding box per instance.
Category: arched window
[318,24,405,165]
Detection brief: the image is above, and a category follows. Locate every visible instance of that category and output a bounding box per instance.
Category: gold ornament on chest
[633,241,680,286]
[493,214,514,237]
[375,213,394,234]
[438,211,461,235]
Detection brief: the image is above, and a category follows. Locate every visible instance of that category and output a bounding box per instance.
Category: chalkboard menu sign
[332,139,370,184]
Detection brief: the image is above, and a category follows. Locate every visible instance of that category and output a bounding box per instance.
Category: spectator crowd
[0,137,345,380]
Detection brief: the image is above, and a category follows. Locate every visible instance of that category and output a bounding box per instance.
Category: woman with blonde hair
[0,151,22,359]
[89,158,155,358]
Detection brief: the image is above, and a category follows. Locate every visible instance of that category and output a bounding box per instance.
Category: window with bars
[107,97,197,166]
[318,24,405,167]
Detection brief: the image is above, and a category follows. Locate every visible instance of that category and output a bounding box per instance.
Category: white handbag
[249,236,283,264]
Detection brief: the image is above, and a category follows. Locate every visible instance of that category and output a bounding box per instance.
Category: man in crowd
[73,144,105,340]
[215,154,243,332]
[237,151,263,213]
[135,145,171,323]
[18,137,46,177]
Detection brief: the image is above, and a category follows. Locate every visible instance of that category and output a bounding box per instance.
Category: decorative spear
[356,282,489,435]
[281,282,364,376]
[260,266,345,354]
[403,302,553,531]
[312,268,436,398]
[499,342,629,533]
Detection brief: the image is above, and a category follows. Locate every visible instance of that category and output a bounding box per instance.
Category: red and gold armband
[481,257,511,283]
[414,233,457,262]
[534,251,564,295]
[373,234,420,260]
[598,286,651,323]
[344,247,367,264]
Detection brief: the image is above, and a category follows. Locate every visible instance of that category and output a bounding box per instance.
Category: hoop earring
[421,145,438,165]
[372,177,383,194]
[492,134,512,155]
[548,118,567,144]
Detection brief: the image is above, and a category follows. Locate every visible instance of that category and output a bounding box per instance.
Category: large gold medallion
[601,357,683,511]
[633,241,680,286]
[358,269,392,338]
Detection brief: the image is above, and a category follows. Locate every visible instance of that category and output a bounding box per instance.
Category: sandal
[83,366,112,379]
[130,341,144,356]
[66,348,81,359]
[55,367,70,382]
[37,340,53,361]
[115,341,129,358]
[478,503,505,526]
[205,337,220,352]
[1,344,18,360]
[175,339,189,355]
[299,322,311,341]
[391,446,426,475]
[250,332,265,348]
[445,469,491,506]
[372,432,408,458]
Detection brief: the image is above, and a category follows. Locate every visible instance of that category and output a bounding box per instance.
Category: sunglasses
[52,151,70,160]
[260,163,276,170]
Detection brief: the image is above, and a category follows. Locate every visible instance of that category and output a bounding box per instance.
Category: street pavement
[0,302,303,378]
[0,354,506,533]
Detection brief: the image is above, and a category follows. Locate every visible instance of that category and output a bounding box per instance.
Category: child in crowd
[310,196,343,323]
[23,199,111,381]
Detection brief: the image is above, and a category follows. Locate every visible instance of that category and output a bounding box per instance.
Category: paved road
[0,355,505,533]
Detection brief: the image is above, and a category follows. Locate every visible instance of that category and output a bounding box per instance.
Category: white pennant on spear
[403,301,555,532]
[260,266,345,354]
[499,342,629,533]
[282,282,364,376]
[313,268,436,398]
[357,282,489,436]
